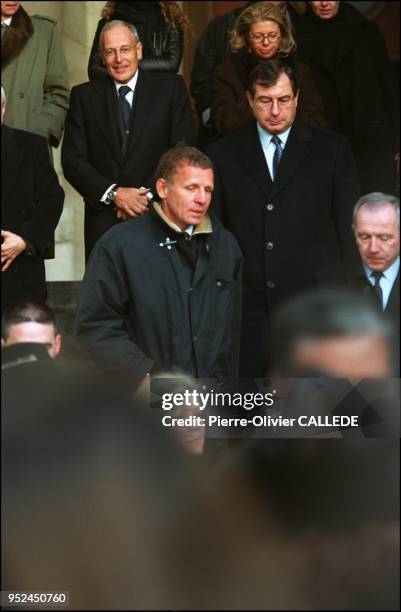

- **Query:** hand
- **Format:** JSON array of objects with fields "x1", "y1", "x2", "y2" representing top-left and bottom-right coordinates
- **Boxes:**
[
  {"x1": 115, "y1": 209, "x2": 130, "y2": 221},
  {"x1": 114, "y1": 187, "x2": 150, "y2": 218},
  {"x1": 1, "y1": 230, "x2": 27, "y2": 272}
]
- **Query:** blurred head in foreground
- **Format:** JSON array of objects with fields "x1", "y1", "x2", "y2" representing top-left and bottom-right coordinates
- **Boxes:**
[
  {"x1": 1, "y1": 372, "x2": 225, "y2": 609},
  {"x1": 270, "y1": 287, "x2": 393, "y2": 377}
]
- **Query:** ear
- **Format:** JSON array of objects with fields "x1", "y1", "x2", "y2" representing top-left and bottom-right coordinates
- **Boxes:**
[
  {"x1": 294, "y1": 89, "x2": 300, "y2": 108},
  {"x1": 54, "y1": 334, "x2": 62, "y2": 358},
  {"x1": 1, "y1": 338, "x2": 5, "y2": 347},
  {"x1": 136, "y1": 41, "x2": 143, "y2": 61},
  {"x1": 246, "y1": 90, "x2": 254, "y2": 109},
  {"x1": 156, "y1": 178, "x2": 168, "y2": 201}
]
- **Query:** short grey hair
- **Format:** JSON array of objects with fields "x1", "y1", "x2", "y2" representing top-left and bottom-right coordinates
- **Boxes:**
[
  {"x1": 353, "y1": 192, "x2": 400, "y2": 227},
  {"x1": 1, "y1": 85, "x2": 6, "y2": 107},
  {"x1": 99, "y1": 20, "x2": 140, "y2": 52}
]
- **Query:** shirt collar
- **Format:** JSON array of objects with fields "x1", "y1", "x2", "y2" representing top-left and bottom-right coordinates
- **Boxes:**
[
  {"x1": 153, "y1": 202, "x2": 213, "y2": 237},
  {"x1": 2, "y1": 17, "x2": 12, "y2": 26},
  {"x1": 257, "y1": 123, "x2": 292, "y2": 149},
  {"x1": 114, "y1": 70, "x2": 139, "y2": 93},
  {"x1": 364, "y1": 256, "x2": 400, "y2": 283}
]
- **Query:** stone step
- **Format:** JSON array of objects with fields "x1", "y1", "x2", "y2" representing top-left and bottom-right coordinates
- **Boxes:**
[
  {"x1": 46, "y1": 280, "x2": 81, "y2": 309},
  {"x1": 47, "y1": 281, "x2": 81, "y2": 336}
]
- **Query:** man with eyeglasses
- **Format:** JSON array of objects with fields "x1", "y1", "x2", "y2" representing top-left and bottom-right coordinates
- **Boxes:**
[
  {"x1": 190, "y1": 1, "x2": 303, "y2": 149},
  {"x1": 207, "y1": 59, "x2": 360, "y2": 377},
  {"x1": 62, "y1": 20, "x2": 195, "y2": 260}
]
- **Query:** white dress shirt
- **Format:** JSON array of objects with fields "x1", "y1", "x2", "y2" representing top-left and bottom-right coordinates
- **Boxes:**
[
  {"x1": 114, "y1": 70, "x2": 139, "y2": 108},
  {"x1": 257, "y1": 123, "x2": 291, "y2": 180}
]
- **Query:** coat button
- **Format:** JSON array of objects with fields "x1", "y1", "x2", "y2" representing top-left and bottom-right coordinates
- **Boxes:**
[
  {"x1": 193, "y1": 336, "x2": 197, "y2": 342},
  {"x1": 266, "y1": 241, "x2": 274, "y2": 250},
  {"x1": 216, "y1": 280, "x2": 223, "y2": 288},
  {"x1": 266, "y1": 280, "x2": 276, "y2": 289},
  {"x1": 266, "y1": 203, "x2": 274, "y2": 211}
]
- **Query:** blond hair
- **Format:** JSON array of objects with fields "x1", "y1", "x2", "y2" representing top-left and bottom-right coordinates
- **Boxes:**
[{"x1": 230, "y1": 2, "x2": 295, "y2": 56}]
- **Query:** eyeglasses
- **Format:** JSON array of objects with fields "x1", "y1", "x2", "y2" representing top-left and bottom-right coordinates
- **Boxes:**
[
  {"x1": 255, "y1": 96, "x2": 294, "y2": 111},
  {"x1": 103, "y1": 46, "x2": 136, "y2": 58},
  {"x1": 249, "y1": 32, "x2": 281, "y2": 43}
]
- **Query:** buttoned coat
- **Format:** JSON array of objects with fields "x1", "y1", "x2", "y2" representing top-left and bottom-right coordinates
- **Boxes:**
[
  {"x1": 2, "y1": 11, "x2": 69, "y2": 147},
  {"x1": 61, "y1": 69, "x2": 195, "y2": 258},
  {"x1": 207, "y1": 120, "x2": 360, "y2": 375},
  {"x1": 1, "y1": 125, "x2": 64, "y2": 310},
  {"x1": 75, "y1": 208, "x2": 242, "y2": 381}
]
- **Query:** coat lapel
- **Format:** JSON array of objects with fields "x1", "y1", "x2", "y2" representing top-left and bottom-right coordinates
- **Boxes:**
[
  {"x1": 91, "y1": 79, "x2": 124, "y2": 166},
  {"x1": 1, "y1": 125, "x2": 22, "y2": 201},
  {"x1": 236, "y1": 125, "x2": 272, "y2": 199},
  {"x1": 268, "y1": 120, "x2": 313, "y2": 200}
]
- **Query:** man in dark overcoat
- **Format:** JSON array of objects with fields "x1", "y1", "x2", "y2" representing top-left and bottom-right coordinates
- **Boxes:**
[
  {"x1": 75, "y1": 146, "x2": 242, "y2": 387},
  {"x1": 207, "y1": 60, "x2": 360, "y2": 376},
  {"x1": 62, "y1": 19, "x2": 195, "y2": 259},
  {"x1": 1, "y1": 87, "x2": 64, "y2": 311},
  {"x1": 353, "y1": 192, "x2": 400, "y2": 374}
]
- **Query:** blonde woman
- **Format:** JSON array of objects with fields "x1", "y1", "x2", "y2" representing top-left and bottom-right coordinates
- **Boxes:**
[{"x1": 211, "y1": 2, "x2": 325, "y2": 136}]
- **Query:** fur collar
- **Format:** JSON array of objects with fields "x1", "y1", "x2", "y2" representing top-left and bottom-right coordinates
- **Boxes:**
[{"x1": 1, "y1": 6, "x2": 33, "y2": 69}]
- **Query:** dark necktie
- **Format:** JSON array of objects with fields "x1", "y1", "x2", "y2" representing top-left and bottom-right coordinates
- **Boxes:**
[
  {"x1": 272, "y1": 135, "x2": 283, "y2": 181},
  {"x1": 1, "y1": 22, "x2": 7, "y2": 40},
  {"x1": 118, "y1": 85, "x2": 131, "y2": 133},
  {"x1": 372, "y1": 271, "x2": 383, "y2": 310}
]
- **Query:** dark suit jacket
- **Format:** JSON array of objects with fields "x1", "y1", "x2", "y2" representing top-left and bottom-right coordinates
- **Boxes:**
[
  {"x1": 1, "y1": 125, "x2": 64, "y2": 310},
  {"x1": 208, "y1": 120, "x2": 360, "y2": 376},
  {"x1": 207, "y1": 120, "x2": 361, "y2": 312},
  {"x1": 61, "y1": 69, "x2": 195, "y2": 257}
]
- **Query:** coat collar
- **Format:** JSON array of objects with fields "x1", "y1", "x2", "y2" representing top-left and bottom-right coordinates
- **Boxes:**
[
  {"x1": 90, "y1": 77, "x2": 123, "y2": 165},
  {"x1": 234, "y1": 124, "x2": 273, "y2": 199},
  {"x1": 1, "y1": 6, "x2": 33, "y2": 68},
  {"x1": 150, "y1": 202, "x2": 215, "y2": 289},
  {"x1": 153, "y1": 201, "x2": 213, "y2": 238}
]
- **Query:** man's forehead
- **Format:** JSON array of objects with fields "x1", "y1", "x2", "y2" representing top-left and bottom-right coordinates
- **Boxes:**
[
  {"x1": 357, "y1": 205, "x2": 399, "y2": 225},
  {"x1": 173, "y1": 163, "x2": 213, "y2": 179},
  {"x1": 102, "y1": 26, "x2": 136, "y2": 45},
  {"x1": 8, "y1": 321, "x2": 56, "y2": 338}
]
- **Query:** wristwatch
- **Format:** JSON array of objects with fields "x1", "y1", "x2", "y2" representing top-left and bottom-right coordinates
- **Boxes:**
[{"x1": 105, "y1": 186, "x2": 118, "y2": 206}]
